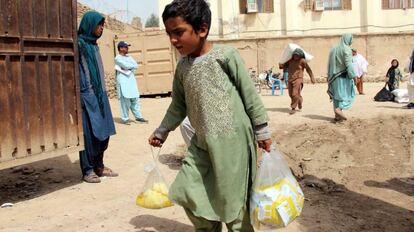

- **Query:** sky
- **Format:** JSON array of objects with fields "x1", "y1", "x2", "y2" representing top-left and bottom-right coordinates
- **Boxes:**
[{"x1": 78, "y1": 0, "x2": 159, "y2": 23}]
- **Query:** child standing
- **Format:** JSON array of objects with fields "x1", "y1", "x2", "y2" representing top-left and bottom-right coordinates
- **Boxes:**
[
  {"x1": 148, "y1": 0, "x2": 272, "y2": 231},
  {"x1": 386, "y1": 59, "x2": 403, "y2": 92},
  {"x1": 286, "y1": 48, "x2": 315, "y2": 114}
]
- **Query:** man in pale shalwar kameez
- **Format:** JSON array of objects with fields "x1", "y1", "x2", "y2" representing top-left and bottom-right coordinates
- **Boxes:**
[
  {"x1": 115, "y1": 41, "x2": 148, "y2": 124},
  {"x1": 327, "y1": 33, "x2": 358, "y2": 122}
]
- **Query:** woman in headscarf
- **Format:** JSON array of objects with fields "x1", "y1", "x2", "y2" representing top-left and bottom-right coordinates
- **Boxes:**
[
  {"x1": 386, "y1": 59, "x2": 403, "y2": 92},
  {"x1": 78, "y1": 11, "x2": 117, "y2": 183},
  {"x1": 327, "y1": 33, "x2": 357, "y2": 122},
  {"x1": 286, "y1": 48, "x2": 315, "y2": 114},
  {"x1": 405, "y1": 49, "x2": 414, "y2": 109}
]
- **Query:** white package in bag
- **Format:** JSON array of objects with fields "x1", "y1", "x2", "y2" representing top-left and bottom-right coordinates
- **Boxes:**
[
  {"x1": 279, "y1": 43, "x2": 314, "y2": 65},
  {"x1": 250, "y1": 146, "x2": 305, "y2": 230},
  {"x1": 391, "y1": 89, "x2": 409, "y2": 103}
]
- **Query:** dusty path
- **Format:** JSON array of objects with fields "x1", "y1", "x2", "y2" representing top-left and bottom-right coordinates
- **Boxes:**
[{"x1": 0, "y1": 83, "x2": 413, "y2": 232}]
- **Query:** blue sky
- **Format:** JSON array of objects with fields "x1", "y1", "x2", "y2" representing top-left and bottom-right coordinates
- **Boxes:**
[{"x1": 78, "y1": 0, "x2": 159, "y2": 23}]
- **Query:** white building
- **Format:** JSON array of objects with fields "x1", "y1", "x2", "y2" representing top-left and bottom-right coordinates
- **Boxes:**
[{"x1": 158, "y1": 0, "x2": 414, "y2": 38}]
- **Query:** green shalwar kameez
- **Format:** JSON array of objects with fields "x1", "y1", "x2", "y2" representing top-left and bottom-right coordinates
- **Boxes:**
[
  {"x1": 156, "y1": 45, "x2": 268, "y2": 230},
  {"x1": 327, "y1": 33, "x2": 357, "y2": 110}
]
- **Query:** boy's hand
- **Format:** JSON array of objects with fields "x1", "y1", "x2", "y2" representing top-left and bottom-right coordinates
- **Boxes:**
[
  {"x1": 258, "y1": 139, "x2": 272, "y2": 152},
  {"x1": 148, "y1": 133, "x2": 164, "y2": 147}
]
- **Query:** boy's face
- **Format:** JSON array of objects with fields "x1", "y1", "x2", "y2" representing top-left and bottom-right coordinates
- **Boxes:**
[
  {"x1": 392, "y1": 60, "x2": 398, "y2": 66},
  {"x1": 164, "y1": 16, "x2": 208, "y2": 56}
]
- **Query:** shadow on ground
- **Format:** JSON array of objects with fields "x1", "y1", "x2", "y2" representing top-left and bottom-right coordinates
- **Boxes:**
[
  {"x1": 298, "y1": 175, "x2": 414, "y2": 232},
  {"x1": 364, "y1": 177, "x2": 414, "y2": 196},
  {"x1": 266, "y1": 107, "x2": 291, "y2": 114},
  {"x1": 159, "y1": 154, "x2": 184, "y2": 170},
  {"x1": 302, "y1": 114, "x2": 334, "y2": 122},
  {"x1": 376, "y1": 105, "x2": 406, "y2": 109},
  {"x1": 130, "y1": 214, "x2": 192, "y2": 232},
  {"x1": 0, "y1": 155, "x2": 81, "y2": 204}
]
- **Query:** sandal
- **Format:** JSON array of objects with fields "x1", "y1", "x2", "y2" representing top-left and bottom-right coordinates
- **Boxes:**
[
  {"x1": 96, "y1": 167, "x2": 119, "y2": 177},
  {"x1": 334, "y1": 108, "x2": 347, "y2": 121},
  {"x1": 83, "y1": 172, "x2": 101, "y2": 183}
]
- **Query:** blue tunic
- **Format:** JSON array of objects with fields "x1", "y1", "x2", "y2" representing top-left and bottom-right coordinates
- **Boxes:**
[
  {"x1": 79, "y1": 46, "x2": 116, "y2": 141},
  {"x1": 115, "y1": 54, "x2": 140, "y2": 99}
]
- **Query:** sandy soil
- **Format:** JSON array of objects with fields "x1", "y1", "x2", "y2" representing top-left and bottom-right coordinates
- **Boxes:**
[{"x1": 0, "y1": 82, "x2": 413, "y2": 232}]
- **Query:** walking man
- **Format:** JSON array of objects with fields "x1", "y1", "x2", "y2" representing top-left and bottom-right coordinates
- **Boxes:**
[
  {"x1": 352, "y1": 49, "x2": 368, "y2": 95},
  {"x1": 115, "y1": 41, "x2": 148, "y2": 124}
]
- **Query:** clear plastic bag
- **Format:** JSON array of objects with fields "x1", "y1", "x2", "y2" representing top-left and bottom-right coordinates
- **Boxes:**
[
  {"x1": 250, "y1": 146, "x2": 304, "y2": 230},
  {"x1": 136, "y1": 147, "x2": 174, "y2": 209}
]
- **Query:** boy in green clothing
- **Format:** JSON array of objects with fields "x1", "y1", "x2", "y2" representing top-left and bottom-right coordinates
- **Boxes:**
[{"x1": 148, "y1": 0, "x2": 272, "y2": 231}]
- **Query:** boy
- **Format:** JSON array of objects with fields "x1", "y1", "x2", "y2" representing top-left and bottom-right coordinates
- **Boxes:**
[
  {"x1": 115, "y1": 41, "x2": 148, "y2": 125},
  {"x1": 148, "y1": 0, "x2": 272, "y2": 231},
  {"x1": 286, "y1": 48, "x2": 315, "y2": 114}
]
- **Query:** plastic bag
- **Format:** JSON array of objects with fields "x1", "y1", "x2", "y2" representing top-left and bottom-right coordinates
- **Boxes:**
[
  {"x1": 279, "y1": 43, "x2": 314, "y2": 65},
  {"x1": 136, "y1": 148, "x2": 174, "y2": 209},
  {"x1": 250, "y1": 146, "x2": 304, "y2": 230},
  {"x1": 391, "y1": 89, "x2": 409, "y2": 103},
  {"x1": 374, "y1": 84, "x2": 394, "y2": 102}
]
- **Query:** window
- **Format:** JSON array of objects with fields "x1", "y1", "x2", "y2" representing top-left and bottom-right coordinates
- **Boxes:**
[
  {"x1": 239, "y1": 0, "x2": 274, "y2": 13},
  {"x1": 304, "y1": 0, "x2": 352, "y2": 11},
  {"x1": 323, "y1": 0, "x2": 352, "y2": 10},
  {"x1": 382, "y1": 0, "x2": 414, "y2": 9}
]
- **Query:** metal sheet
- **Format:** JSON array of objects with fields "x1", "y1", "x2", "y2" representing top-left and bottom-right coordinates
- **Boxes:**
[{"x1": 0, "y1": 0, "x2": 82, "y2": 165}]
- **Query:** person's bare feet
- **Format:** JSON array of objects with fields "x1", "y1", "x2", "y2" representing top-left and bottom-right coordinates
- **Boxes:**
[{"x1": 334, "y1": 108, "x2": 347, "y2": 121}]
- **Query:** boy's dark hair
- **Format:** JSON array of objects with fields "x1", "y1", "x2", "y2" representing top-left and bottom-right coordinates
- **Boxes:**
[{"x1": 162, "y1": 0, "x2": 211, "y2": 34}]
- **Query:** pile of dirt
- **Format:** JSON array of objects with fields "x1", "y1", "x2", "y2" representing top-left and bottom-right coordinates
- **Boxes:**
[{"x1": 273, "y1": 115, "x2": 414, "y2": 231}]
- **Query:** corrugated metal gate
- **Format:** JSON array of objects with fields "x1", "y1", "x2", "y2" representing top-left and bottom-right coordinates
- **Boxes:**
[
  {"x1": 0, "y1": 0, "x2": 83, "y2": 167},
  {"x1": 115, "y1": 31, "x2": 176, "y2": 95}
]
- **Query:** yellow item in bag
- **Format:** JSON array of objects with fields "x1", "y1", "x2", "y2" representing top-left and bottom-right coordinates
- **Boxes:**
[
  {"x1": 251, "y1": 178, "x2": 304, "y2": 229},
  {"x1": 136, "y1": 148, "x2": 174, "y2": 209},
  {"x1": 250, "y1": 148, "x2": 305, "y2": 230},
  {"x1": 136, "y1": 182, "x2": 174, "y2": 209}
]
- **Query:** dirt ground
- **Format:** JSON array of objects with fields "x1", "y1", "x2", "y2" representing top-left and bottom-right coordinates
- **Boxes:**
[{"x1": 0, "y1": 82, "x2": 413, "y2": 232}]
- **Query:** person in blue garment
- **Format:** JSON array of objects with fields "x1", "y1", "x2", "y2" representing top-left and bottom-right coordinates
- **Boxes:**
[
  {"x1": 327, "y1": 33, "x2": 358, "y2": 122},
  {"x1": 78, "y1": 11, "x2": 117, "y2": 183},
  {"x1": 115, "y1": 41, "x2": 148, "y2": 125}
]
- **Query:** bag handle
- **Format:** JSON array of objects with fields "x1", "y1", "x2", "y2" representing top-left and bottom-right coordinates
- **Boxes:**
[
  {"x1": 143, "y1": 147, "x2": 162, "y2": 173},
  {"x1": 151, "y1": 146, "x2": 162, "y2": 163}
]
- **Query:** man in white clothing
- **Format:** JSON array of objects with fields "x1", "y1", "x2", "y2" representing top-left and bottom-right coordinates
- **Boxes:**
[
  {"x1": 405, "y1": 49, "x2": 414, "y2": 109},
  {"x1": 352, "y1": 49, "x2": 369, "y2": 95}
]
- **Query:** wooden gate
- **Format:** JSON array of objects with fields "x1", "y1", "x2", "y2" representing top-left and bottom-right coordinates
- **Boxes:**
[
  {"x1": 0, "y1": 0, "x2": 83, "y2": 167},
  {"x1": 115, "y1": 30, "x2": 176, "y2": 95}
]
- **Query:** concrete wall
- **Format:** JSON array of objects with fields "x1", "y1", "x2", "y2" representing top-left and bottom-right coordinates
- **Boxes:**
[
  {"x1": 158, "y1": 0, "x2": 414, "y2": 38},
  {"x1": 211, "y1": 32, "x2": 414, "y2": 82}
]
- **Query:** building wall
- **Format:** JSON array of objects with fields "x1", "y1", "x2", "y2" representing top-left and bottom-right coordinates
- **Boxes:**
[
  {"x1": 158, "y1": 0, "x2": 414, "y2": 38},
  {"x1": 211, "y1": 33, "x2": 414, "y2": 82}
]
